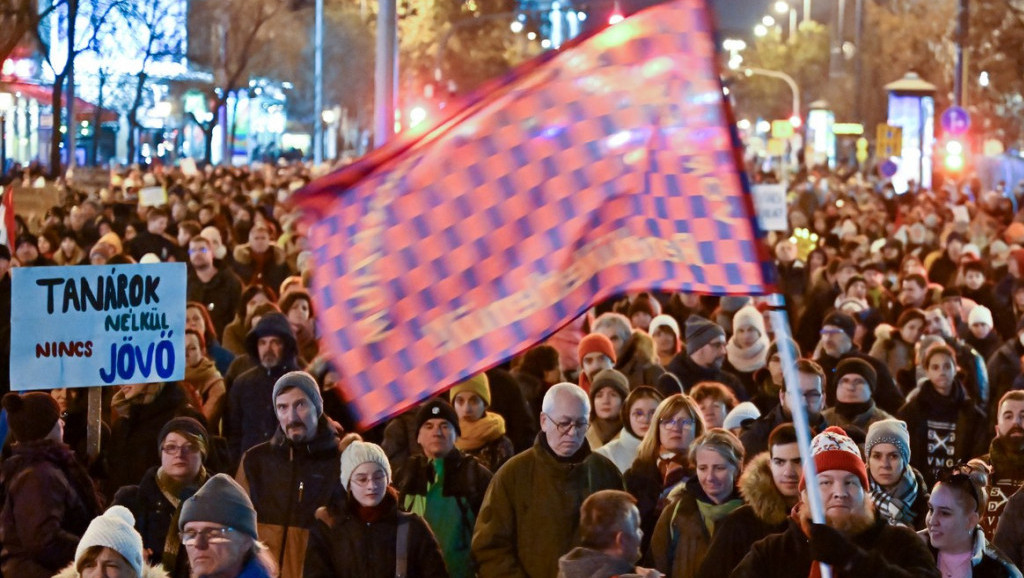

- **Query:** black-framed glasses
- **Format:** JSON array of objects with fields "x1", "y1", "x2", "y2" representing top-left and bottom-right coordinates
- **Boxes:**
[
  {"x1": 161, "y1": 443, "x2": 198, "y2": 456},
  {"x1": 181, "y1": 527, "x2": 235, "y2": 545},
  {"x1": 543, "y1": 413, "x2": 588, "y2": 435},
  {"x1": 659, "y1": 416, "x2": 695, "y2": 430}
]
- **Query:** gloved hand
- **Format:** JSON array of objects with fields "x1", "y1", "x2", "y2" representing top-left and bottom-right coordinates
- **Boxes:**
[{"x1": 808, "y1": 523, "x2": 861, "y2": 569}]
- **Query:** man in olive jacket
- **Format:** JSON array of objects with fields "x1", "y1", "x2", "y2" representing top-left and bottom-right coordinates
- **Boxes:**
[{"x1": 471, "y1": 383, "x2": 622, "y2": 578}]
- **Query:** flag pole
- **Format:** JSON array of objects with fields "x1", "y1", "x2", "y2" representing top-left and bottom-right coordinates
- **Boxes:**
[{"x1": 767, "y1": 292, "x2": 833, "y2": 578}]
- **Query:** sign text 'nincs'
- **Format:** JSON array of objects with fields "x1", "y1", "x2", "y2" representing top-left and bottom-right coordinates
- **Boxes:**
[{"x1": 11, "y1": 263, "x2": 187, "y2": 390}]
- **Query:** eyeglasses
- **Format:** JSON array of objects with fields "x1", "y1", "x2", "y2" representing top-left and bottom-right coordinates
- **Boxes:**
[
  {"x1": 543, "y1": 413, "x2": 588, "y2": 435},
  {"x1": 162, "y1": 443, "x2": 198, "y2": 456},
  {"x1": 630, "y1": 409, "x2": 656, "y2": 420},
  {"x1": 181, "y1": 527, "x2": 235, "y2": 545},
  {"x1": 785, "y1": 390, "x2": 823, "y2": 401},
  {"x1": 819, "y1": 328, "x2": 846, "y2": 336},
  {"x1": 188, "y1": 247, "x2": 210, "y2": 255},
  {"x1": 659, "y1": 416, "x2": 695, "y2": 430},
  {"x1": 351, "y1": 471, "x2": 388, "y2": 488}
]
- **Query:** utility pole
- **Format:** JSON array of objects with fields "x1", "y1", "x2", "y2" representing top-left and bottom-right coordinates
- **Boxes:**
[
  {"x1": 374, "y1": 0, "x2": 397, "y2": 148},
  {"x1": 953, "y1": 0, "x2": 968, "y2": 107},
  {"x1": 313, "y1": 0, "x2": 324, "y2": 164}
]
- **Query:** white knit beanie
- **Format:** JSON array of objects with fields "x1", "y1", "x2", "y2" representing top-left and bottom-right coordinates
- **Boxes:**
[
  {"x1": 340, "y1": 441, "x2": 392, "y2": 490},
  {"x1": 732, "y1": 305, "x2": 766, "y2": 337},
  {"x1": 968, "y1": 305, "x2": 993, "y2": 328},
  {"x1": 648, "y1": 314, "x2": 680, "y2": 340},
  {"x1": 75, "y1": 506, "x2": 144, "y2": 577}
]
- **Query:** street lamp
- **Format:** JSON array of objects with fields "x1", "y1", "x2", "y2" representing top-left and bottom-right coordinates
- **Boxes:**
[
  {"x1": 754, "y1": 24, "x2": 768, "y2": 37},
  {"x1": 0, "y1": 93, "x2": 13, "y2": 179},
  {"x1": 744, "y1": 67, "x2": 801, "y2": 121}
]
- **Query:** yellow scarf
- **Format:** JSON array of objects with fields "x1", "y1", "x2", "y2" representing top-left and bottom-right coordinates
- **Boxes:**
[{"x1": 456, "y1": 411, "x2": 507, "y2": 451}]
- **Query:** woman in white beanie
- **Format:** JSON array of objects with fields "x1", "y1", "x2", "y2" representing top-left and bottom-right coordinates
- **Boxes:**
[
  {"x1": 650, "y1": 314, "x2": 682, "y2": 366},
  {"x1": 723, "y1": 305, "x2": 769, "y2": 399},
  {"x1": 53, "y1": 506, "x2": 169, "y2": 578},
  {"x1": 303, "y1": 441, "x2": 449, "y2": 577}
]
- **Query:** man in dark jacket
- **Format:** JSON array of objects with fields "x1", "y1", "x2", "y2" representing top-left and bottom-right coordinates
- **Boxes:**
[
  {"x1": 731, "y1": 426, "x2": 939, "y2": 578},
  {"x1": 236, "y1": 371, "x2": 349, "y2": 578},
  {"x1": 698, "y1": 424, "x2": 801, "y2": 578},
  {"x1": 471, "y1": 383, "x2": 623, "y2": 578},
  {"x1": 187, "y1": 235, "x2": 243, "y2": 337},
  {"x1": 395, "y1": 399, "x2": 493, "y2": 578},
  {"x1": 557, "y1": 490, "x2": 661, "y2": 578},
  {"x1": 921, "y1": 305, "x2": 989, "y2": 412},
  {"x1": 666, "y1": 316, "x2": 745, "y2": 400},
  {"x1": 740, "y1": 359, "x2": 828, "y2": 460},
  {"x1": 814, "y1": 310, "x2": 905, "y2": 414},
  {"x1": 986, "y1": 317, "x2": 1024, "y2": 416},
  {"x1": 975, "y1": 390, "x2": 1024, "y2": 540},
  {"x1": 226, "y1": 312, "x2": 300, "y2": 462}
]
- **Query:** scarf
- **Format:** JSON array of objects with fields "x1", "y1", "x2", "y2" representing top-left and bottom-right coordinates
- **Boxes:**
[
  {"x1": 726, "y1": 335, "x2": 769, "y2": 373},
  {"x1": 696, "y1": 496, "x2": 744, "y2": 536},
  {"x1": 185, "y1": 357, "x2": 221, "y2": 395},
  {"x1": 456, "y1": 411, "x2": 507, "y2": 451},
  {"x1": 157, "y1": 467, "x2": 207, "y2": 574},
  {"x1": 657, "y1": 450, "x2": 688, "y2": 489},
  {"x1": 833, "y1": 400, "x2": 874, "y2": 421},
  {"x1": 869, "y1": 465, "x2": 919, "y2": 528}
]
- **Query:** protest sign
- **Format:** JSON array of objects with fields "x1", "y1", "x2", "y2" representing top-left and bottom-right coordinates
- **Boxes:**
[
  {"x1": 751, "y1": 183, "x2": 788, "y2": 232},
  {"x1": 10, "y1": 263, "x2": 186, "y2": 390}
]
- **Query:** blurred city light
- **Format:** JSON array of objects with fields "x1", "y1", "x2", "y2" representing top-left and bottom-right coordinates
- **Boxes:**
[{"x1": 754, "y1": 24, "x2": 768, "y2": 37}]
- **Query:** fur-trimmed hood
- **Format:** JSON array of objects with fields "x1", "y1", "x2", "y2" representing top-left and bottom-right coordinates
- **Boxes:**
[
  {"x1": 233, "y1": 242, "x2": 287, "y2": 266},
  {"x1": 738, "y1": 452, "x2": 792, "y2": 526},
  {"x1": 53, "y1": 561, "x2": 170, "y2": 578}
]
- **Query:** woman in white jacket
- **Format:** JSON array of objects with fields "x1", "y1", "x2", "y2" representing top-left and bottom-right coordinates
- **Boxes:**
[{"x1": 596, "y1": 386, "x2": 664, "y2": 474}]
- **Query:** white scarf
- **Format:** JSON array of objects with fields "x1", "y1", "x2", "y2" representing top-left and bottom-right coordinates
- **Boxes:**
[{"x1": 726, "y1": 335, "x2": 769, "y2": 372}]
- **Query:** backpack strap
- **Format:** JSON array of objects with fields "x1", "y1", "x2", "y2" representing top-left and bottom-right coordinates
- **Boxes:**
[{"x1": 395, "y1": 515, "x2": 410, "y2": 578}]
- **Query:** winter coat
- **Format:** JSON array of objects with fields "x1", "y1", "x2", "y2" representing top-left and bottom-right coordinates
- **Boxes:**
[
  {"x1": 919, "y1": 527, "x2": 1023, "y2": 578},
  {"x1": 665, "y1": 353, "x2": 746, "y2": 401},
  {"x1": 471, "y1": 434, "x2": 623, "y2": 578},
  {"x1": 731, "y1": 515, "x2": 939, "y2": 578},
  {"x1": 696, "y1": 452, "x2": 793, "y2": 578},
  {"x1": 226, "y1": 312, "x2": 299, "y2": 463},
  {"x1": 236, "y1": 419, "x2": 343, "y2": 578},
  {"x1": 557, "y1": 548, "x2": 647, "y2": 578},
  {"x1": 965, "y1": 330, "x2": 1002, "y2": 367},
  {"x1": 868, "y1": 325, "x2": 916, "y2": 378},
  {"x1": 815, "y1": 349, "x2": 905, "y2": 414},
  {"x1": 303, "y1": 490, "x2": 449, "y2": 578},
  {"x1": 616, "y1": 332, "x2": 666, "y2": 390},
  {"x1": 624, "y1": 456, "x2": 681, "y2": 555},
  {"x1": 186, "y1": 266, "x2": 243, "y2": 338},
  {"x1": 595, "y1": 429, "x2": 643, "y2": 474},
  {"x1": 106, "y1": 383, "x2": 204, "y2": 496},
  {"x1": 994, "y1": 488, "x2": 1024, "y2": 570},
  {"x1": 988, "y1": 338, "x2": 1023, "y2": 413},
  {"x1": 112, "y1": 467, "x2": 203, "y2": 578},
  {"x1": 822, "y1": 400, "x2": 894, "y2": 433},
  {"x1": 0, "y1": 440, "x2": 101, "y2": 578},
  {"x1": 738, "y1": 404, "x2": 828, "y2": 462},
  {"x1": 649, "y1": 479, "x2": 741, "y2": 578},
  {"x1": 975, "y1": 436, "x2": 1024, "y2": 541},
  {"x1": 53, "y1": 560, "x2": 170, "y2": 578},
  {"x1": 231, "y1": 243, "x2": 292, "y2": 295}
]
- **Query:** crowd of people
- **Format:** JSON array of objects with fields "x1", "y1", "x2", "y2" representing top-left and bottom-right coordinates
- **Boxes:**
[{"x1": 1, "y1": 163, "x2": 1024, "y2": 577}]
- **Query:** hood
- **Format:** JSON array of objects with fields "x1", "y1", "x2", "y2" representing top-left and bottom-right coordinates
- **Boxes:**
[
  {"x1": 54, "y1": 562, "x2": 171, "y2": 578},
  {"x1": 557, "y1": 547, "x2": 639, "y2": 578},
  {"x1": 739, "y1": 452, "x2": 792, "y2": 526},
  {"x1": 245, "y1": 312, "x2": 298, "y2": 362},
  {"x1": 617, "y1": 331, "x2": 656, "y2": 368},
  {"x1": 233, "y1": 242, "x2": 286, "y2": 266}
]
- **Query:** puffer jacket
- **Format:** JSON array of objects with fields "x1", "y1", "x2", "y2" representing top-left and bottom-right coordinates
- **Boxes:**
[
  {"x1": 226, "y1": 312, "x2": 299, "y2": 462},
  {"x1": 696, "y1": 452, "x2": 793, "y2": 578},
  {"x1": 236, "y1": 419, "x2": 348, "y2": 578},
  {"x1": 919, "y1": 527, "x2": 1023, "y2": 578},
  {"x1": 0, "y1": 440, "x2": 102, "y2": 578},
  {"x1": 303, "y1": 490, "x2": 449, "y2": 578}
]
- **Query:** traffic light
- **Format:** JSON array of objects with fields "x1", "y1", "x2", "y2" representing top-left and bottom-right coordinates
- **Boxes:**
[{"x1": 944, "y1": 138, "x2": 965, "y2": 172}]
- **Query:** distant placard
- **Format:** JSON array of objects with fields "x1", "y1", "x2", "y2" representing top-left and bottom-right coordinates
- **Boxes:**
[
  {"x1": 11, "y1": 263, "x2": 186, "y2": 390},
  {"x1": 751, "y1": 184, "x2": 788, "y2": 232},
  {"x1": 139, "y1": 186, "x2": 168, "y2": 207}
]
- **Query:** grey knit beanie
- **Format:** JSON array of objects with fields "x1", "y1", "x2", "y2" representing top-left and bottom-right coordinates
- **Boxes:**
[
  {"x1": 272, "y1": 371, "x2": 324, "y2": 418},
  {"x1": 865, "y1": 419, "x2": 911, "y2": 465},
  {"x1": 179, "y1": 474, "x2": 258, "y2": 540}
]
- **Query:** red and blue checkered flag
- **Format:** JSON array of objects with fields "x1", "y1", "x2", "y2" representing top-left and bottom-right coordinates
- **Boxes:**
[{"x1": 295, "y1": 0, "x2": 776, "y2": 428}]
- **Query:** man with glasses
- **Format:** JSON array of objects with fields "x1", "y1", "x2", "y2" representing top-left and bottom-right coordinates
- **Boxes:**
[
  {"x1": 739, "y1": 359, "x2": 829, "y2": 460},
  {"x1": 179, "y1": 473, "x2": 276, "y2": 578},
  {"x1": 186, "y1": 235, "x2": 242, "y2": 337},
  {"x1": 813, "y1": 310, "x2": 904, "y2": 414},
  {"x1": 472, "y1": 382, "x2": 622, "y2": 578}
]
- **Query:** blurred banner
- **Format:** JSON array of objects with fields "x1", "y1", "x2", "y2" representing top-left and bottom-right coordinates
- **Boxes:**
[{"x1": 296, "y1": 0, "x2": 775, "y2": 428}]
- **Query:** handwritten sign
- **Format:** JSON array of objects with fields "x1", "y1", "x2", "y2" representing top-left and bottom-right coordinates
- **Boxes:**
[
  {"x1": 751, "y1": 184, "x2": 788, "y2": 232},
  {"x1": 10, "y1": 263, "x2": 186, "y2": 390}
]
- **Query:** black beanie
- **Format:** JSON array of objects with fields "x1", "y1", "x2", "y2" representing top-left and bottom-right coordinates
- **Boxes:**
[
  {"x1": 822, "y1": 311, "x2": 856, "y2": 340},
  {"x1": 416, "y1": 398, "x2": 461, "y2": 437},
  {"x1": 835, "y1": 358, "x2": 877, "y2": 392},
  {"x1": 2, "y1": 392, "x2": 60, "y2": 443},
  {"x1": 158, "y1": 417, "x2": 210, "y2": 457}
]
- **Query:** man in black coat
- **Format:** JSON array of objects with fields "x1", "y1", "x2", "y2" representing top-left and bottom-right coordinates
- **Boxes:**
[
  {"x1": 740, "y1": 359, "x2": 828, "y2": 460},
  {"x1": 813, "y1": 311, "x2": 905, "y2": 414},
  {"x1": 666, "y1": 316, "x2": 745, "y2": 400}
]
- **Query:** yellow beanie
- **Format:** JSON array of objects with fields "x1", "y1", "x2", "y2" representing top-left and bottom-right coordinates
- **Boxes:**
[{"x1": 449, "y1": 373, "x2": 491, "y2": 407}]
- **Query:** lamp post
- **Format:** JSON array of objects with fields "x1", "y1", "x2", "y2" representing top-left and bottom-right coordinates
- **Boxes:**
[
  {"x1": 744, "y1": 67, "x2": 801, "y2": 121},
  {"x1": 0, "y1": 93, "x2": 13, "y2": 179},
  {"x1": 774, "y1": 1, "x2": 796, "y2": 38}
]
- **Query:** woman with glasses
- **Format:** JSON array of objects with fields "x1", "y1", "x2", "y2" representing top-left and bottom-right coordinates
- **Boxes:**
[
  {"x1": 649, "y1": 428, "x2": 745, "y2": 578},
  {"x1": 597, "y1": 386, "x2": 665, "y2": 474},
  {"x1": 304, "y1": 441, "x2": 448, "y2": 577},
  {"x1": 921, "y1": 463, "x2": 1022, "y2": 578},
  {"x1": 624, "y1": 394, "x2": 706, "y2": 552},
  {"x1": 113, "y1": 418, "x2": 211, "y2": 578}
]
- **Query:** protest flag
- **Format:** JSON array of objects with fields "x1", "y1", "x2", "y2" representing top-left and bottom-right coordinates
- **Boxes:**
[{"x1": 295, "y1": 0, "x2": 776, "y2": 428}]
